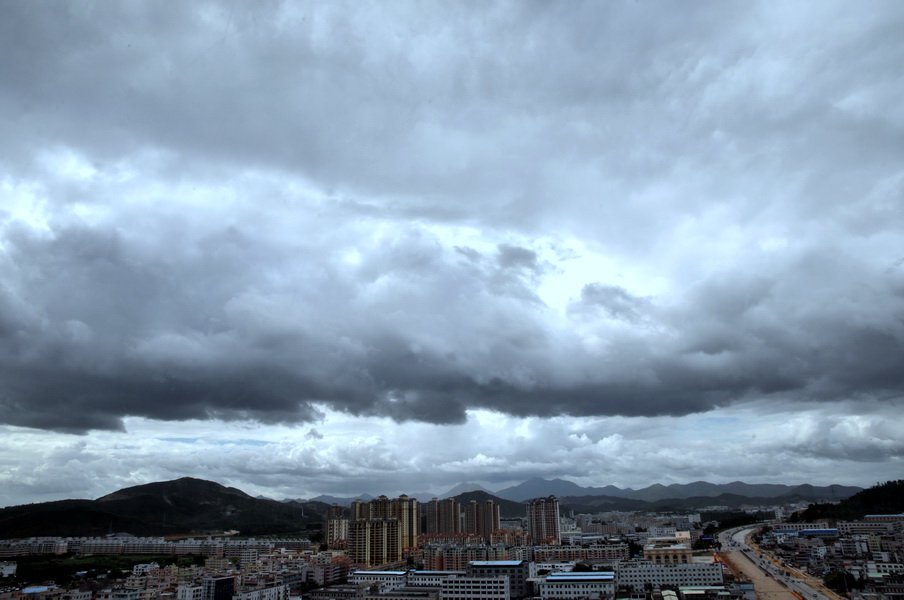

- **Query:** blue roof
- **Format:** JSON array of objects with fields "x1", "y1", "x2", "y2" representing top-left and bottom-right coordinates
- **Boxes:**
[
  {"x1": 470, "y1": 561, "x2": 523, "y2": 566},
  {"x1": 798, "y1": 529, "x2": 838, "y2": 534},
  {"x1": 547, "y1": 572, "x2": 615, "y2": 581}
]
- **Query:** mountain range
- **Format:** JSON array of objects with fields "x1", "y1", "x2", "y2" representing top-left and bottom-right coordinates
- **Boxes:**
[
  {"x1": 0, "y1": 477, "x2": 863, "y2": 538},
  {"x1": 283, "y1": 478, "x2": 861, "y2": 506},
  {"x1": 492, "y1": 477, "x2": 861, "y2": 503}
]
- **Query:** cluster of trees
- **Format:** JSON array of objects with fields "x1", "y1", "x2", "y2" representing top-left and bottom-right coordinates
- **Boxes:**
[
  {"x1": 793, "y1": 480, "x2": 904, "y2": 522},
  {"x1": 824, "y1": 570, "x2": 864, "y2": 594},
  {"x1": 13, "y1": 553, "x2": 207, "y2": 586}
]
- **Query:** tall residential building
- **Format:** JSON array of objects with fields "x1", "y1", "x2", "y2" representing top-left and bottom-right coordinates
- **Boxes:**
[
  {"x1": 324, "y1": 504, "x2": 347, "y2": 545},
  {"x1": 347, "y1": 494, "x2": 419, "y2": 566},
  {"x1": 394, "y1": 495, "x2": 420, "y2": 549},
  {"x1": 351, "y1": 499, "x2": 368, "y2": 521},
  {"x1": 324, "y1": 504, "x2": 344, "y2": 520},
  {"x1": 348, "y1": 519, "x2": 401, "y2": 567},
  {"x1": 325, "y1": 518, "x2": 349, "y2": 544},
  {"x1": 426, "y1": 498, "x2": 461, "y2": 534},
  {"x1": 363, "y1": 494, "x2": 419, "y2": 549},
  {"x1": 526, "y1": 496, "x2": 561, "y2": 545},
  {"x1": 463, "y1": 500, "x2": 501, "y2": 543},
  {"x1": 369, "y1": 495, "x2": 393, "y2": 520}
]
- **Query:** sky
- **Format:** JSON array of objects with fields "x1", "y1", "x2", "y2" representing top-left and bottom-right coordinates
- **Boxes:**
[{"x1": 1, "y1": 1, "x2": 903, "y2": 508}]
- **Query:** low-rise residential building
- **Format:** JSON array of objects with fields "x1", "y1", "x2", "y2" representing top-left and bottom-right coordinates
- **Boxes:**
[
  {"x1": 364, "y1": 589, "x2": 439, "y2": 600},
  {"x1": 534, "y1": 545, "x2": 629, "y2": 563},
  {"x1": 616, "y1": 560, "x2": 724, "y2": 589},
  {"x1": 643, "y1": 534, "x2": 698, "y2": 566},
  {"x1": 176, "y1": 585, "x2": 204, "y2": 600},
  {"x1": 466, "y1": 561, "x2": 531, "y2": 600},
  {"x1": 348, "y1": 571, "x2": 409, "y2": 593},
  {"x1": 309, "y1": 585, "x2": 370, "y2": 600},
  {"x1": 423, "y1": 546, "x2": 510, "y2": 571},
  {"x1": 537, "y1": 571, "x2": 616, "y2": 599},
  {"x1": 407, "y1": 572, "x2": 466, "y2": 587},
  {"x1": 440, "y1": 575, "x2": 509, "y2": 600},
  {"x1": 232, "y1": 584, "x2": 288, "y2": 600}
]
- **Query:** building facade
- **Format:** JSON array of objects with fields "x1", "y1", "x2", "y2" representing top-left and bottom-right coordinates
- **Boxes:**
[
  {"x1": 349, "y1": 495, "x2": 421, "y2": 567},
  {"x1": 440, "y1": 575, "x2": 510, "y2": 600},
  {"x1": 538, "y1": 572, "x2": 616, "y2": 600},
  {"x1": 616, "y1": 561, "x2": 724, "y2": 589},
  {"x1": 427, "y1": 499, "x2": 462, "y2": 535},
  {"x1": 349, "y1": 520, "x2": 401, "y2": 567},
  {"x1": 526, "y1": 497, "x2": 561, "y2": 545},
  {"x1": 464, "y1": 501, "x2": 501, "y2": 543}
]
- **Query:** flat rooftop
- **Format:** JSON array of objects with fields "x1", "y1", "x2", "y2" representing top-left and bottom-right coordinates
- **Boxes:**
[{"x1": 545, "y1": 572, "x2": 615, "y2": 581}]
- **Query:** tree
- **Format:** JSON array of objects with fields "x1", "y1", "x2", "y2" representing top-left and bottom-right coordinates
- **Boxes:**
[
  {"x1": 308, "y1": 531, "x2": 325, "y2": 545},
  {"x1": 824, "y1": 571, "x2": 860, "y2": 595}
]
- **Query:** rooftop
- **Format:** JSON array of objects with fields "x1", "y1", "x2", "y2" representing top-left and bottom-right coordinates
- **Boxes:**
[{"x1": 545, "y1": 573, "x2": 615, "y2": 581}]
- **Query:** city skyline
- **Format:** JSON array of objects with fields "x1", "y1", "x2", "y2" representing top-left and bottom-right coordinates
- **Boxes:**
[{"x1": 1, "y1": 2, "x2": 903, "y2": 508}]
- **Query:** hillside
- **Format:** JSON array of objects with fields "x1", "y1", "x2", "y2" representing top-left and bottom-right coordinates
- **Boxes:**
[
  {"x1": 0, "y1": 478, "x2": 328, "y2": 539},
  {"x1": 795, "y1": 479, "x2": 904, "y2": 522},
  {"x1": 453, "y1": 490, "x2": 526, "y2": 519},
  {"x1": 0, "y1": 499, "x2": 171, "y2": 538}
]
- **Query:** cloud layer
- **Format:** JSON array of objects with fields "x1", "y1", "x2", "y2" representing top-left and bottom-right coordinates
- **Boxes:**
[
  {"x1": 2, "y1": 403, "x2": 901, "y2": 508},
  {"x1": 2, "y1": 173, "x2": 902, "y2": 432},
  {"x1": 1, "y1": 1, "x2": 903, "y2": 502}
]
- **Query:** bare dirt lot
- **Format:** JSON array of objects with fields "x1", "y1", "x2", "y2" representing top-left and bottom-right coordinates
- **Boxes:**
[{"x1": 720, "y1": 548, "x2": 799, "y2": 600}]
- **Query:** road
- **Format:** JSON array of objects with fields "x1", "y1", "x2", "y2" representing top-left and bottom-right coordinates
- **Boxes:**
[{"x1": 716, "y1": 526, "x2": 842, "y2": 600}]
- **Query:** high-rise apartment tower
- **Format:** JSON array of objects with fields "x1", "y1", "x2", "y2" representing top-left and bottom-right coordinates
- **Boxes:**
[
  {"x1": 426, "y1": 498, "x2": 461, "y2": 534},
  {"x1": 526, "y1": 495, "x2": 560, "y2": 545},
  {"x1": 463, "y1": 499, "x2": 501, "y2": 543},
  {"x1": 348, "y1": 494, "x2": 420, "y2": 566}
]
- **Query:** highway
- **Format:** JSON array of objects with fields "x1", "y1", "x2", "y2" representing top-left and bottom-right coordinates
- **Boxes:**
[{"x1": 716, "y1": 526, "x2": 842, "y2": 600}]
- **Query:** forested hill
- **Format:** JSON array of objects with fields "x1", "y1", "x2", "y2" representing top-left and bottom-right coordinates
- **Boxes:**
[
  {"x1": 794, "y1": 480, "x2": 904, "y2": 522},
  {"x1": 0, "y1": 477, "x2": 327, "y2": 538}
]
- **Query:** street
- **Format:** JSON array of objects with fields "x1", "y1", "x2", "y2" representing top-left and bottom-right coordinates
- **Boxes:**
[{"x1": 716, "y1": 526, "x2": 840, "y2": 600}]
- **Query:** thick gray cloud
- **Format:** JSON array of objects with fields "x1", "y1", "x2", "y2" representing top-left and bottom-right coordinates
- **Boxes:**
[
  {"x1": 2, "y1": 209, "x2": 903, "y2": 432},
  {"x1": 1, "y1": 0, "x2": 903, "y2": 442}
]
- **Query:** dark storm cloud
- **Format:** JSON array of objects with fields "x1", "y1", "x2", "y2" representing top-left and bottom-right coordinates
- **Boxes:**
[
  {"x1": 1, "y1": 1, "x2": 903, "y2": 433},
  {"x1": 2, "y1": 212, "x2": 903, "y2": 433},
  {"x1": 0, "y1": 1, "x2": 845, "y2": 210}
]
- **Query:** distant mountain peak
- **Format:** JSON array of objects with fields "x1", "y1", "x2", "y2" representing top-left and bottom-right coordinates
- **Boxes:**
[
  {"x1": 441, "y1": 482, "x2": 494, "y2": 498},
  {"x1": 96, "y1": 477, "x2": 252, "y2": 503},
  {"x1": 496, "y1": 477, "x2": 592, "y2": 501}
]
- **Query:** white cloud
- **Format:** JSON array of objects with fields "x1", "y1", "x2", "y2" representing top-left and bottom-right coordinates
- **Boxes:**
[
  {"x1": 1, "y1": 0, "x2": 903, "y2": 505},
  {"x1": 2, "y1": 402, "x2": 900, "y2": 507}
]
